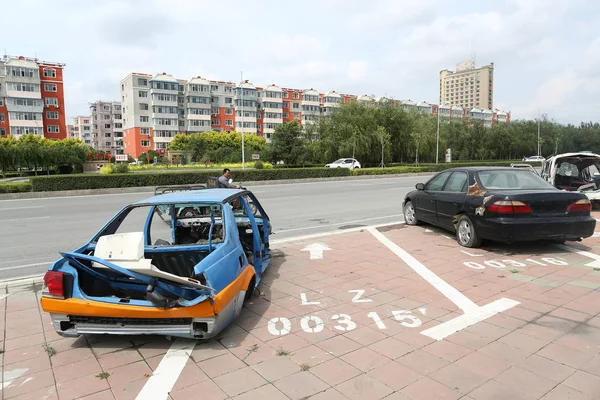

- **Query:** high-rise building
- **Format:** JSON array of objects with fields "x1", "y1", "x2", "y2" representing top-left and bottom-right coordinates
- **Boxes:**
[
  {"x1": 0, "y1": 55, "x2": 67, "y2": 140},
  {"x1": 89, "y1": 101, "x2": 123, "y2": 154},
  {"x1": 439, "y1": 61, "x2": 494, "y2": 110},
  {"x1": 70, "y1": 116, "x2": 92, "y2": 145}
]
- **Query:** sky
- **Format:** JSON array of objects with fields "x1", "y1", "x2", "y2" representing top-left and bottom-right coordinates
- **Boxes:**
[{"x1": 2, "y1": 0, "x2": 600, "y2": 125}]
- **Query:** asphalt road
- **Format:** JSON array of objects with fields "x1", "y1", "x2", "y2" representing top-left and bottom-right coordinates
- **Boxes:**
[{"x1": 0, "y1": 175, "x2": 431, "y2": 280}]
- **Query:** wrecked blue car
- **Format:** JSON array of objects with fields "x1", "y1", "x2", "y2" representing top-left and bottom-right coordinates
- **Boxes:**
[{"x1": 40, "y1": 186, "x2": 272, "y2": 339}]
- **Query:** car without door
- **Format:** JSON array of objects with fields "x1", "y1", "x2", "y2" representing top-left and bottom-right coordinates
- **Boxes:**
[
  {"x1": 40, "y1": 186, "x2": 272, "y2": 340},
  {"x1": 540, "y1": 152, "x2": 600, "y2": 207},
  {"x1": 402, "y1": 167, "x2": 596, "y2": 248}
]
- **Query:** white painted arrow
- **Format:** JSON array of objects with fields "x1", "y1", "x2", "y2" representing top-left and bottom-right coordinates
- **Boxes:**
[
  {"x1": 2, "y1": 368, "x2": 29, "y2": 389},
  {"x1": 301, "y1": 243, "x2": 331, "y2": 260}
]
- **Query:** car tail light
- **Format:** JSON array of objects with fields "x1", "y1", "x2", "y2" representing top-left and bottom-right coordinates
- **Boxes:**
[
  {"x1": 488, "y1": 200, "x2": 532, "y2": 214},
  {"x1": 567, "y1": 198, "x2": 592, "y2": 213},
  {"x1": 42, "y1": 271, "x2": 65, "y2": 299}
]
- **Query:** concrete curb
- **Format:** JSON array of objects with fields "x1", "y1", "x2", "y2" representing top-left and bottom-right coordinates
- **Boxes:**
[{"x1": 0, "y1": 173, "x2": 433, "y2": 200}]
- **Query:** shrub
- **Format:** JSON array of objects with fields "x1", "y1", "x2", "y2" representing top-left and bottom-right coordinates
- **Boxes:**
[
  {"x1": 115, "y1": 163, "x2": 130, "y2": 173},
  {"x1": 99, "y1": 163, "x2": 130, "y2": 175},
  {"x1": 99, "y1": 165, "x2": 114, "y2": 174},
  {"x1": 30, "y1": 168, "x2": 350, "y2": 192},
  {"x1": 0, "y1": 182, "x2": 32, "y2": 193},
  {"x1": 254, "y1": 160, "x2": 264, "y2": 169}
]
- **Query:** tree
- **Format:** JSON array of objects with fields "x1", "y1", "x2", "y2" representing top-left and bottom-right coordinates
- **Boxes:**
[{"x1": 268, "y1": 121, "x2": 307, "y2": 165}]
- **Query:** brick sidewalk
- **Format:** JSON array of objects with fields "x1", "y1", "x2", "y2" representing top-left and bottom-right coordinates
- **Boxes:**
[{"x1": 1, "y1": 226, "x2": 600, "y2": 399}]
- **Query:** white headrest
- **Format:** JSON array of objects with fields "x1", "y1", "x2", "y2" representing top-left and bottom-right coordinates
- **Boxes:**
[{"x1": 95, "y1": 232, "x2": 145, "y2": 261}]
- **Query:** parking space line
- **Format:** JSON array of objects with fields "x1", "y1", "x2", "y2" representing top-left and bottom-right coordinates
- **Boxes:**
[
  {"x1": 420, "y1": 298, "x2": 521, "y2": 341},
  {"x1": 368, "y1": 227, "x2": 520, "y2": 340},
  {"x1": 557, "y1": 244, "x2": 600, "y2": 268},
  {"x1": 368, "y1": 227, "x2": 479, "y2": 313},
  {"x1": 135, "y1": 339, "x2": 196, "y2": 400}
]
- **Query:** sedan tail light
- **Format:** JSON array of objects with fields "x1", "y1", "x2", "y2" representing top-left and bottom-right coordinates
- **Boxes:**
[
  {"x1": 488, "y1": 200, "x2": 532, "y2": 214},
  {"x1": 42, "y1": 271, "x2": 65, "y2": 299},
  {"x1": 567, "y1": 198, "x2": 592, "y2": 213}
]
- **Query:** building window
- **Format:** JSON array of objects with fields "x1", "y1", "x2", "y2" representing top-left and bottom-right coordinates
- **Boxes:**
[
  {"x1": 293, "y1": 93, "x2": 299, "y2": 99},
  {"x1": 225, "y1": 97, "x2": 232, "y2": 104},
  {"x1": 140, "y1": 116, "x2": 149, "y2": 122},
  {"x1": 46, "y1": 111, "x2": 58, "y2": 119},
  {"x1": 141, "y1": 140, "x2": 150, "y2": 147},
  {"x1": 212, "y1": 119, "x2": 219, "y2": 125},
  {"x1": 211, "y1": 108, "x2": 219, "y2": 115},
  {"x1": 225, "y1": 119, "x2": 233, "y2": 126},
  {"x1": 47, "y1": 126, "x2": 59, "y2": 133},
  {"x1": 141, "y1": 128, "x2": 150, "y2": 135},
  {"x1": 0, "y1": 114, "x2": 4, "y2": 122},
  {"x1": 139, "y1": 91, "x2": 148, "y2": 98},
  {"x1": 0, "y1": 128, "x2": 5, "y2": 136},
  {"x1": 139, "y1": 103, "x2": 148, "y2": 110},
  {"x1": 225, "y1": 108, "x2": 233, "y2": 115},
  {"x1": 105, "y1": 124, "x2": 111, "y2": 129},
  {"x1": 45, "y1": 97, "x2": 58, "y2": 107},
  {"x1": 43, "y1": 69, "x2": 56, "y2": 78},
  {"x1": 138, "y1": 78, "x2": 148, "y2": 86},
  {"x1": 44, "y1": 83, "x2": 57, "y2": 92}
]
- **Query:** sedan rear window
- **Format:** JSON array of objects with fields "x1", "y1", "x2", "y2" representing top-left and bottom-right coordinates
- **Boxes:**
[{"x1": 476, "y1": 170, "x2": 553, "y2": 190}]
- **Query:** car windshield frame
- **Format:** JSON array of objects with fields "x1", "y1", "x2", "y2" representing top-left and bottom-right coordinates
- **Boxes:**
[
  {"x1": 91, "y1": 201, "x2": 227, "y2": 247},
  {"x1": 475, "y1": 169, "x2": 555, "y2": 190}
]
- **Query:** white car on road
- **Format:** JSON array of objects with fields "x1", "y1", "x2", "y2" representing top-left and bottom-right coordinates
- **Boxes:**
[
  {"x1": 524, "y1": 156, "x2": 545, "y2": 162},
  {"x1": 325, "y1": 158, "x2": 361, "y2": 169}
]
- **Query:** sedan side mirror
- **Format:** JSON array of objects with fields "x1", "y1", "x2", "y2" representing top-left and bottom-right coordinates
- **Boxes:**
[{"x1": 416, "y1": 183, "x2": 425, "y2": 190}]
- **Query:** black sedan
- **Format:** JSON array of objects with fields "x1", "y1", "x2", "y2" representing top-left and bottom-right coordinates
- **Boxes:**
[{"x1": 402, "y1": 167, "x2": 596, "y2": 248}]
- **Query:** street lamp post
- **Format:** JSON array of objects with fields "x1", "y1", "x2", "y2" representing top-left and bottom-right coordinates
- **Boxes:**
[
  {"x1": 537, "y1": 108, "x2": 541, "y2": 158},
  {"x1": 435, "y1": 106, "x2": 440, "y2": 164},
  {"x1": 241, "y1": 71, "x2": 245, "y2": 170}
]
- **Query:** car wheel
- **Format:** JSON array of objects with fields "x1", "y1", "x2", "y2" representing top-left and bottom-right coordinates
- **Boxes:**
[
  {"x1": 403, "y1": 201, "x2": 420, "y2": 225},
  {"x1": 456, "y1": 215, "x2": 482, "y2": 248}
]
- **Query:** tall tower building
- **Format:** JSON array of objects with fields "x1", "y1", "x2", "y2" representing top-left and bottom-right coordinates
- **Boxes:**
[{"x1": 439, "y1": 61, "x2": 494, "y2": 110}]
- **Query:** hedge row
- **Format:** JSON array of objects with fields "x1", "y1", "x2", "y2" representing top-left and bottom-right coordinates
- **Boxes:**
[
  {"x1": 29, "y1": 168, "x2": 350, "y2": 192},
  {"x1": 0, "y1": 182, "x2": 33, "y2": 193},
  {"x1": 352, "y1": 161, "x2": 536, "y2": 176}
]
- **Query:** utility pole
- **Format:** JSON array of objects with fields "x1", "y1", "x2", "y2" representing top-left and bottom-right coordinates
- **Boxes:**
[
  {"x1": 241, "y1": 71, "x2": 245, "y2": 170},
  {"x1": 435, "y1": 106, "x2": 440, "y2": 164}
]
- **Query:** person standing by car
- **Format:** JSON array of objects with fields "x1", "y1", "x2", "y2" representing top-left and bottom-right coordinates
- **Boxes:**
[{"x1": 217, "y1": 168, "x2": 242, "y2": 189}]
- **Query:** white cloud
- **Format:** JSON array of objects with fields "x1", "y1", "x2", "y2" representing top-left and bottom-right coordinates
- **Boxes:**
[{"x1": 1, "y1": 0, "x2": 598, "y2": 124}]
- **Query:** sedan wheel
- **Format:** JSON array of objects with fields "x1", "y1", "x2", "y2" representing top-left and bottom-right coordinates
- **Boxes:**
[
  {"x1": 404, "y1": 201, "x2": 420, "y2": 225},
  {"x1": 456, "y1": 215, "x2": 482, "y2": 248}
]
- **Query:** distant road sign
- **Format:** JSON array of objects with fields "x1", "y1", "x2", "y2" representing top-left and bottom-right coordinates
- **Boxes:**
[
  {"x1": 115, "y1": 155, "x2": 128, "y2": 161},
  {"x1": 252, "y1": 154, "x2": 260, "y2": 160}
]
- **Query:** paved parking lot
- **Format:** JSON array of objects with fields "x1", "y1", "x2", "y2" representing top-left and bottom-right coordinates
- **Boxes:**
[{"x1": 2, "y1": 214, "x2": 600, "y2": 399}]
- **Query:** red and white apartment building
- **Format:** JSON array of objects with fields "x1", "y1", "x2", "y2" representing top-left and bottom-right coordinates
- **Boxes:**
[
  {"x1": 0, "y1": 55, "x2": 67, "y2": 140},
  {"x1": 117, "y1": 72, "x2": 511, "y2": 159}
]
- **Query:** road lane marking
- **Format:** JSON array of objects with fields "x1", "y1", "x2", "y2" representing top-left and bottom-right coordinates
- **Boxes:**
[
  {"x1": 420, "y1": 298, "x2": 521, "y2": 341},
  {"x1": 0, "y1": 262, "x2": 54, "y2": 271},
  {"x1": 274, "y1": 214, "x2": 404, "y2": 235},
  {"x1": 0, "y1": 206, "x2": 44, "y2": 211},
  {"x1": 135, "y1": 339, "x2": 196, "y2": 400},
  {"x1": 368, "y1": 227, "x2": 479, "y2": 313},
  {"x1": 272, "y1": 221, "x2": 405, "y2": 244},
  {"x1": 0, "y1": 216, "x2": 50, "y2": 222},
  {"x1": 368, "y1": 226, "x2": 520, "y2": 340}
]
